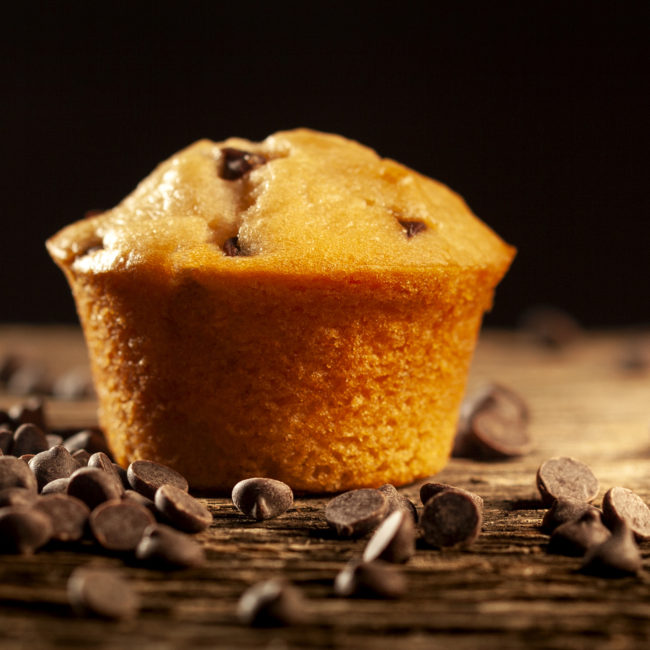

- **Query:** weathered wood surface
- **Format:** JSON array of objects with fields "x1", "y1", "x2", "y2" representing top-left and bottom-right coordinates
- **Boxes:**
[{"x1": 1, "y1": 325, "x2": 650, "y2": 649}]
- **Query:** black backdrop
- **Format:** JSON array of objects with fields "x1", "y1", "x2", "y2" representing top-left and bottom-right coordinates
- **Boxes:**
[{"x1": 3, "y1": 2, "x2": 649, "y2": 327}]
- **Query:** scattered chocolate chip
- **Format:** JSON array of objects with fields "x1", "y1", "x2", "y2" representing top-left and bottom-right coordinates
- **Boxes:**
[
  {"x1": 63, "y1": 429, "x2": 112, "y2": 457},
  {"x1": 6, "y1": 362, "x2": 50, "y2": 396},
  {"x1": 154, "y1": 484, "x2": 212, "y2": 533},
  {"x1": 29, "y1": 445, "x2": 79, "y2": 491},
  {"x1": 113, "y1": 463, "x2": 130, "y2": 489},
  {"x1": 89, "y1": 499, "x2": 156, "y2": 551},
  {"x1": 237, "y1": 578, "x2": 306, "y2": 627},
  {"x1": 231, "y1": 477, "x2": 293, "y2": 521},
  {"x1": 0, "y1": 428, "x2": 13, "y2": 454},
  {"x1": 362, "y1": 510, "x2": 416, "y2": 564},
  {"x1": 519, "y1": 305, "x2": 582, "y2": 348},
  {"x1": 12, "y1": 423, "x2": 50, "y2": 457},
  {"x1": 0, "y1": 506, "x2": 53, "y2": 554},
  {"x1": 325, "y1": 489, "x2": 388, "y2": 538},
  {"x1": 547, "y1": 509, "x2": 611, "y2": 556},
  {"x1": 601, "y1": 486, "x2": 650, "y2": 541},
  {"x1": 377, "y1": 484, "x2": 418, "y2": 522},
  {"x1": 334, "y1": 560, "x2": 407, "y2": 599},
  {"x1": 398, "y1": 219, "x2": 427, "y2": 238},
  {"x1": 419, "y1": 483, "x2": 484, "y2": 509},
  {"x1": 41, "y1": 477, "x2": 71, "y2": 495},
  {"x1": 127, "y1": 460, "x2": 189, "y2": 500},
  {"x1": 536, "y1": 457, "x2": 599, "y2": 507},
  {"x1": 0, "y1": 486, "x2": 38, "y2": 508},
  {"x1": 19, "y1": 454, "x2": 35, "y2": 463},
  {"x1": 541, "y1": 497, "x2": 601, "y2": 534},
  {"x1": 71, "y1": 449, "x2": 91, "y2": 466},
  {"x1": 223, "y1": 236, "x2": 245, "y2": 257},
  {"x1": 34, "y1": 494, "x2": 90, "y2": 542},
  {"x1": 8, "y1": 397, "x2": 48, "y2": 430},
  {"x1": 46, "y1": 433, "x2": 64, "y2": 448},
  {"x1": 581, "y1": 521, "x2": 643, "y2": 578},
  {"x1": 67, "y1": 567, "x2": 139, "y2": 620},
  {"x1": 0, "y1": 456, "x2": 38, "y2": 492},
  {"x1": 0, "y1": 411, "x2": 11, "y2": 427},
  {"x1": 122, "y1": 489, "x2": 157, "y2": 516},
  {"x1": 88, "y1": 452, "x2": 124, "y2": 493},
  {"x1": 135, "y1": 523, "x2": 206, "y2": 569},
  {"x1": 67, "y1": 467, "x2": 123, "y2": 510},
  {"x1": 220, "y1": 147, "x2": 267, "y2": 181},
  {"x1": 420, "y1": 488, "x2": 483, "y2": 548}
]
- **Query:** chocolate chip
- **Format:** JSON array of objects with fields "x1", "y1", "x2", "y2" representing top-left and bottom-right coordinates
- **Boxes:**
[
  {"x1": 29, "y1": 445, "x2": 79, "y2": 491},
  {"x1": 12, "y1": 423, "x2": 50, "y2": 456},
  {"x1": 34, "y1": 494, "x2": 90, "y2": 542},
  {"x1": 536, "y1": 457, "x2": 599, "y2": 507},
  {"x1": 519, "y1": 305, "x2": 582, "y2": 349},
  {"x1": 122, "y1": 489, "x2": 157, "y2": 516},
  {"x1": 113, "y1": 463, "x2": 130, "y2": 490},
  {"x1": 231, "y1": 477, "x2": 293, "y2": 521},
  {"x1": 87, "y1": 452, "x2": 124, "y2": 493},
  {"x1": 67, "y1": 567, "x2": 139, "y2": 620},
  {"x1": 398, "y1": 219, "x2": 427, "y2": 238},
  {"x1": 89, "y1": 499, "x2": 156, "y2": 551},
  {"x1": 63, "y1": 429, "x2": 112, "y2": 457},
  {"x1": 601, "y1": 486, "x2": 650, "y2": 541},
  {"x1": 237, "y1": 578, "x2": 306, "y2": 627},
  {"x1": 51, "y1": 367, "x2": 94, "y2": 400},
  {"x1": 420, "y1": 488, "x2": 483, "y2": 548},
  {"x1": 135, "y1": 523, "x2": 206, "y2": 569},
  {"x1": 419, "y1": 483, "x2": 484, "y2": 509},
  {"x1": 581, "y1": 521, "x2": 643, "y2": 578},
  {"x1": 547, "y1": 509, "x2": 611, "y2": 556},
  {"x1": 223, "y1": 236, "x2": 245, "y2": 257},
  {"x1": 8, "y1": 397, "x2": 48, "y2": 430},
  {"x1": 19, "y1": 454, "x2": 35, "y2": 463},
  {"x1": 0, "y1": 506, "x2": 53, "y2": 554},
  {"x1": 6, "y1": 362, "x2": 50, "y2": 396},
  {"x1": 362, "y1": 510, "x2": 416, "y2": 564},
  {"x1": 334, "y1": 560, "x2": 407, "y2": 599},
  {"x1": 71, "y1": 449, "x2": 91, "y2": 466},
  {"x1": 67, "y1": 467, "x2": 123, "y2": 510},
  {"x1": 220, "y1": 147, "x2": 267, "y2": 181},
  {"x1": 325, "y1": 489, "x2": 388, "y2": 538},
  {"x1": 46, "y1": 433, "x2": 64, "y2": 448},
  {"x1": 41, "y1": 477, "x2": 71, "y2": 495},
  {"x1": 541, "y1": 497, "x2": 601, "y2": 534},
  {"x1": 0, "y1": 456, "x2": 38, "y2": 492},
  {"x1": 377, "y1": 484, "x2": 418, "y2": 523},
  {"x1": 0, "y1": 428, "x2": 13, "y2": 454},
  {"x1": 0, "y1": 486, "x2": 38, "y2": 508},
  {"x1": 454, "y1": 384, "x2": 530, "y2": 459},
  {"x1": 154, "y1": 484, "x2": 212, "y2": 533},
  {"x1": 0, "y1": 411, "x2": 11, "y2": 427},
  {"x1": 127, "y1": 460, "x2": 189, "y2": 500}
]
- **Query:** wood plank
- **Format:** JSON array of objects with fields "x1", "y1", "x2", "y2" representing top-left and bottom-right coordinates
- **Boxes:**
[{"x1": 1, "y1": 325, "x2": 650, "y2": 649}]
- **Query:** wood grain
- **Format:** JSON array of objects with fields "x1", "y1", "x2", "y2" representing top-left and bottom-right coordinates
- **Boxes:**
[{"x1": 1, "y1": 325, "x2": 650, "y2": 649}]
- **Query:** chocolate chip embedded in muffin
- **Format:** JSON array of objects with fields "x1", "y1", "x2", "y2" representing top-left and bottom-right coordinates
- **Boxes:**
[{"x1": 220, "y1": 148, "x2": 267, "y2": 180}]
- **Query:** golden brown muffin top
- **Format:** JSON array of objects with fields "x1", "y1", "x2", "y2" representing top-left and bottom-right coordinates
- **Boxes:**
[{"x1": 47, "y1": 129, "x2": 514, "y2": 278}]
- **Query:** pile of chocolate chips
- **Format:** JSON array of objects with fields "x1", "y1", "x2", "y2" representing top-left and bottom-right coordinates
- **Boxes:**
[
  {"x1": 0, "y1": 399, "x2": 209, "y2": 620},
  {"x1": 537, "y1": 456, "x2": 648, "y2": 577}
]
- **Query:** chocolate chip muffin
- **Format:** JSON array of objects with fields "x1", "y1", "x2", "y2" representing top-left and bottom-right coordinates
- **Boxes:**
[{"x1": 47, "y1": 128, "x2": 515, "y2": 492}]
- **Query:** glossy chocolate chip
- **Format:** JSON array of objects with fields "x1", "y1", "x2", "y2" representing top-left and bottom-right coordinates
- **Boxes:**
[
  {"x1": 0, "y1": 456, "x2": 38, "y2": 492},
  {"x1": 325, "y1": 489, "x2": 388, "y2": 538},
  {"x1": 71, "y1": 449, "x2": 91, "y2": 467},
  {"x1": 601, "y1": 486, "x2": 650, "y2": 541},
  {"x1": 334, "y1": 560, "x2": 407, "y2": 599},
  {"x1": 232, "y1": 477, "x2": 293, "y2": 521},
  {"x1": 89, "y1": 499, "x2": 156, "y2": 551},
  {"x1": 0, "y1": 506, "x2": 53, "y2": 554},
  {"x1": 377, "y1": 484, "x2": 418, "y2": 523},
  {"x1": 581, "y1": 521, "x2": 643, "y2": 578},
  {"x1": 220, "y1": 147, "x2": 267, "y2": 181},
  {"x1": 237, "y1": 578, "x2": 306, "y2": 627},
  {"x1": 41, "y1": 477, "x2": 71, "y2": 495},
  {"x1": 34, "y1": 494, "x2": 90, "y2": 542},
  {"x1": 29, "y1": 445, "x2": 79, "y2": 491},
  {"x1": 154, "y1": 484, "x2": 212, "y2": 533},
  {"x1": 127, "y1": 460, "x2": 188, "y2": 500},
  {"x1": 547, "y1": 509, "x2": 611, "y2": 556},
  {"x1": 419, "y1": 483, "x2": 484, "y2": 509},
  {"x1": 87, "y1": 452, "x2": 124, "y2": 494},
  {"x1": 0, "y1": 486, "x2": 38, "y2": 508},
  {"x1": 8, "y1": 397, "x2": 48, "y2": 430},
  {"x1": 398, "y1": 219, "x2": 427, "y2": 238},
  {"x1": 362, "y1": 510, "x2": 416, "y2": 564},
  {"x1": 12, "y1": 423, "x2": 49, "y2": 457},
  {"x1": 536, "y1": 457, "x2": 599, "y2": 507},
  {"x1": 420, "y1": 489, "x2": 483, "y2": 548},
  {"x1": 541, "y1": 497, "x2": 601, "y2": 534},
  {"x1": 67, "y1": 567, "x2": 139, "y2": 620},
  {"x1": 135, "y1": 524, "x2": 206, "y2": 569},
  {"x1": 67, "y1": 467, "x2": 123, "y2": 510},
  {"x1": 122, "y1": 489, "x2": 157, "y2": 516}
]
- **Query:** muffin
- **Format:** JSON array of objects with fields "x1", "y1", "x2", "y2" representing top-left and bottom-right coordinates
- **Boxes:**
[{"x1": 47, "y1": 128, "x2": 514, "y2": 492}]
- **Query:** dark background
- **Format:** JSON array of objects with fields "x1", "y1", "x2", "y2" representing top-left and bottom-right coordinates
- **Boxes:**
[{"x1": 2, "y1": 2, "x2": 648, "y2": 327}]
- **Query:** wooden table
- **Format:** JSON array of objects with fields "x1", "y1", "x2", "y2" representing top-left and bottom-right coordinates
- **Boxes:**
[{"x1": 1, "y1": 325, "x2": 650, "y2": 649}]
